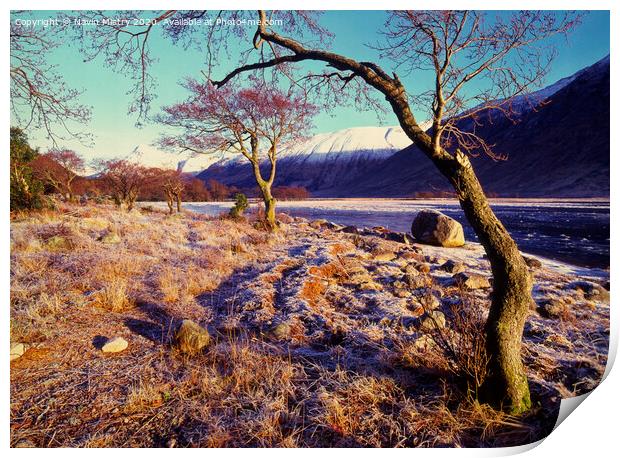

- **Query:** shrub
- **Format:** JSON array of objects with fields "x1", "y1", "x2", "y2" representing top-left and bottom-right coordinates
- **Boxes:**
[
  {"x1": 10, "y1": 127, "x2": 45, "y2": 211},
  {"x1": 229, "y1": 193, "x2": 249, "y2": 218}
]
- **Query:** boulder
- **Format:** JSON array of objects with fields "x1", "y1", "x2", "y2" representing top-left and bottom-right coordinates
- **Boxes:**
[
  {"x1": 411, "y1": 210, "x2": 465, "y2": 247},
  {"x1": 101, "y1": 336, "x2": 128, "y2": 353},
  {"x1": 174, "y1": 320, "x2": 211, "y2": 354},
  {"x1": 453, "y1": 272, "x2": 490, "y2": 290}
]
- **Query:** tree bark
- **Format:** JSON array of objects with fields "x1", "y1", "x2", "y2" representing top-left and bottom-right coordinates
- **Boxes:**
[
  {"x1": 260, "y1": 184, "x2": 277, "y2": 230},
  {"x1": 176, "y1": 193, "x2": 182, "y2": 213}
]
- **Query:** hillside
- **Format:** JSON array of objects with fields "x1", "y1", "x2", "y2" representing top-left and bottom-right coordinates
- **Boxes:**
[{"x1": 198, "y1": 56, "x2": 609, "y2": 198}]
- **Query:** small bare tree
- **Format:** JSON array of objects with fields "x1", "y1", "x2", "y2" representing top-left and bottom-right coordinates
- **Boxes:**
[
  {"x1": 158, "y1": 81, "x2": 316, "y2": 230},
  {"x1": 160, "y1": 169, "x2": 185, "y2": 214},
  {"x1": 99, "y1": 160, "x2": 156, "y2": 211}
]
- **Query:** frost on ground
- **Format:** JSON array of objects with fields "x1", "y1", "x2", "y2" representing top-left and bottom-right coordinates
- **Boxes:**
[{"x1": 10, "y1": 203, "x2": 609, "y2": 447}]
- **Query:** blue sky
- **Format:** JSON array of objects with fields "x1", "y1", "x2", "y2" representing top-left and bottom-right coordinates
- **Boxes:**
[{"x1": 11, "y1": 10, "x2": 610, "y2": 161}]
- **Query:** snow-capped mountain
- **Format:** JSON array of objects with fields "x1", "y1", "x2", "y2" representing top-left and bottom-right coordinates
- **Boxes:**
[
  {"x1": 200, "y1": 54, "x2": 609, "y2": 198},
  {"x1": 125, "y1": 144, "x2": 226, "y2": 174},
  {"x1": 199, "y1": 125, "x2": 422, "y2": 190}
]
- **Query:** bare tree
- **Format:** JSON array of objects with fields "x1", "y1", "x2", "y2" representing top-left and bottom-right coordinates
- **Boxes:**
[
  {"x1": 75, "y1": 10, "x2": 579, "y2": 413},
  {"x1": 158, "y1": 81, "x2": 315, "y2": 230},
  {"x1": 32, "y1": 149, "x2": 85, "y2": 201},
  {"x1": 99, "y1": 160, "x2": 157, "y2": 211},
  {"x1": 10, "y1": 11, "x2": 91, "y2": 143},
  {"x1": 159, "y1": 169, "x2": 185, "y2": 214}
]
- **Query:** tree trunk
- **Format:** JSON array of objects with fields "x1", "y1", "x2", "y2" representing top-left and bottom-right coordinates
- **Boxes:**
[
  {"x1": 447, "y1": 159, "x2": 533, "y2": 413},
  {"x1": 260, "y1": 184, "x2": 277, "y2": 230},
  {"x1": 176, "y1": 193, "x2": 182, "y2": 213},
  {"x1": 166, "y1": 197, "x2": 173, "y2": 214},
  {"x1": 389, "y1": 95, "x2": 533, "y2": 413}
]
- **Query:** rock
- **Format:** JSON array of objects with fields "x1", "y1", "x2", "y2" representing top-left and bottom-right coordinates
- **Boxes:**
[
  {"x1": 400, "y1": 251, "x2": 425, "y2": 263},
  {"x1": 339, "y1": 225, "x2": 359, "y2": 234},
  {"x1": 421, "y1": 311, "x2": 446, "y2": 331},
  {"x1": 392, "y1": 281, "x2": 412, "y2": 298},
  {"x1": 10, "y1": 342, "x2": 27, "y2": 361},
  {"x1": 403, "y1": 273, "x2": 430, "y2": 290},
  {"x1": 382, "y1": 232, "x2": 415, "y2": 245},
  {"x1": 45, "y1": 235, "x2": 72, "y2": 251},
  {"x1": 440, "y1": 260, "x2": 466, "y2": 274},
  {"x1": 453, "y1": 272, "x2": 490, "y2": 290},
  {"x1": 413, "y1": 335, "x2": 436, "y2": 350},
  {"x1": 99, "y1": 230, "x2": 121, "y2": 244},
  {"x1": 523, "y1": 256, "x2": 542, "y2": 269},
  {"x1": 569, "y1": 280, "x2": 610, "y2": 301},
  {"x1": 174, "y1": 320, "x2": 210, "y2": 354},
  {"x1": 411, "y1": 210, "x2": 465, "y2": 247},
  {"x1": 270, "y1": 322, "x2": 291, "y2": 340},
  {"x1": 372, "y1": 250, "x2": 397, "y2": 262},
  {"x1": 358, "y1": 281, "x2": 383, "y2": 292},
  {"x1": 309, "y1": 219, "x2": 330, "y2": 229},
  {"x1": 420, "y1": 294, "x2": 441, "y2": 310},
  {"x1": 537, "y1": 299, "x2": 567, "y2": 319},
  {"x1": 412, "y1": 262, "x2": 431, "y2": 274},
  {"x1": 101, "y1": 336, "x2": 128, "y2": 353}
]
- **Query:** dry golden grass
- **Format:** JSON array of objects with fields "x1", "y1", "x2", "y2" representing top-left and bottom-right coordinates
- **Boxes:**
[{"x1": 9, "y1": 201, "x2": 606, "y2": 448}]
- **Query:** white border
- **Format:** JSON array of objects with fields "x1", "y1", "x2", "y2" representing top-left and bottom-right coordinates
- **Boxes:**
[{"x1": 2, "y1": 1, "x2": 617, "y2": 455}]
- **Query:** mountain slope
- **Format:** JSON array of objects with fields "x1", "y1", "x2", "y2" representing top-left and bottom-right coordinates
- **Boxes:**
[
  {"x1": 198, "y1": 125, "x2": 417, "y2": 190},
  {"x1": 198, "y1": 55, "x2": 609, "y2": 198},
  {"x1": 125, "y1": 144, "x2": 224, "y2": 174},
  {"x1": 349, "y1": 55, "x2": 610, "y2": 198}
]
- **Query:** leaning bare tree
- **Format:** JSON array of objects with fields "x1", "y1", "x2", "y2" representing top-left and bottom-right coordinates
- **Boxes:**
[
  {"x1": 76, "y1": 10, "x2": 578, "y2": 413},
  {"x1": 158, "y1": 81, "x2": 315, "y2": 230}
]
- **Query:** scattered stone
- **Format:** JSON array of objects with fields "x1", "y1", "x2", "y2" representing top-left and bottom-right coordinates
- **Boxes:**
[
  {"x1": 45, "y1": 235, "x2": 72, "y2": 251},
  {"x1": 309, "y1": 219, "x2": 329, "y2": 229},
  {"x1": 411, "y1": 210, "x2": 465, "y2": 247},
  {"x1": 382, "y1": 232, "x2": 415, "y2": 245},
  {"x1": 440, "y1": 259, "x2": 466, "y2": 274},
  {"x1": 101, "y1": 336, "x2": 128, "y2": 353},
  {"x1": 99, "y1": 230, "x2": 121, "y2": 244},
  {"x1": 421, "y1": 311, "x2": 446, "y2": 331},
  {"x1": 537, "y1": 299, "x2": 568, "y2": 319},
  {"x1": 174, "y1": 320, "x2": 210, "y2": 355},
  {"x1": 10, "y1": 342, "x2": 27, "y2": 361},
  {"x1": 453, "y1": 272, "x2": 490, "y2": 290},
  {"x1": 339, "y1": 225, "x2": 359, "y2": 234},
  {"x1": 358, "y1": 281, "x2": 383, "y2": 292},
  {"x1": 392, "y1": 281, "x2": 412, "y2": 298},
  {"x1": 413, "y1": 334, "x2": 436, "y2": 350},
  {"x1": 568, "y1": 280, "x2": 610, "y2": 301},
  {"x1": 523, "y1": 256, "x2": 543, "y2": 269},
  {"x1": 270, "y1": 322, "x2": 291, "y2": 340},
  {"x1": 420, "y1": 294, "x2": 441, "y2": 311},
  {"x1": 400, "y1": 251, "x2": 425, "y2": 263},
  {"x1": 403, "y1": 273, "x2": 430, "y2": 290},
  {"x1": 372, "y1": 250, "x2": 397, "y2": 262},
  {"x1": 412, "y1": 262, "x2": 431, "y2": 274}
]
